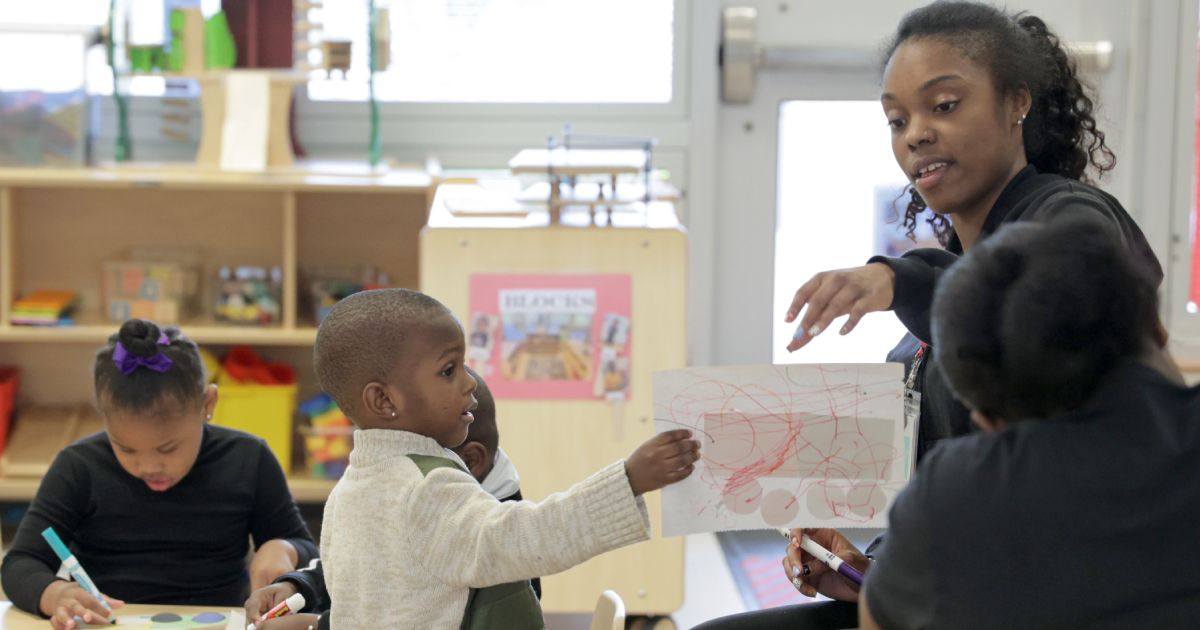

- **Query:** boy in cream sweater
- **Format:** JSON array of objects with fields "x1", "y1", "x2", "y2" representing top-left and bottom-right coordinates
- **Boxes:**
[
  {"x1": 313, "y1": 289, "x2": 700, "y2": 628},
  {"x1": 244, "y1": 366, "x2": 542, "y2": 630}
]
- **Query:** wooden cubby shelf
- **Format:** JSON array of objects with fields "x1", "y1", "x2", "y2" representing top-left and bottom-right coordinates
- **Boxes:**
[{"x1": 0, "y1": 164, "x2": 434, "y2": 503}]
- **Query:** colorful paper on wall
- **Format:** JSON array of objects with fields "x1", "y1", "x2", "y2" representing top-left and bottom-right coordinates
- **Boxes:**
[{"x1": 468, "y1": 274, "x2": 632, "y2": 400}]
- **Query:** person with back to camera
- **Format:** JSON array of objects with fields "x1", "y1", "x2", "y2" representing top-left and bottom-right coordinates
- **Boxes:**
[
  {"x1": 779, "y1": 217, "x2": 1200, "y2": 629},
  {"x1": 311, "y1": 288, "x2": 700, "y2": 628},
  {"x1": 700, "y1": 217, "x2": 1196, "y2": 629},
  {"x1": 0, "y1": 319, "x2": 317, "y2": 630}
]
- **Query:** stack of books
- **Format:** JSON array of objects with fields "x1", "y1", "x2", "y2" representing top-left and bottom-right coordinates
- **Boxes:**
[{"x1": 11, "y1": 290, "x2": 78, "y2": 326}]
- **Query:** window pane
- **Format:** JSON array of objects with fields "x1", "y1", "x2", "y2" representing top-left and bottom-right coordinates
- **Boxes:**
[
  {"x1": 773, "y1": 101, "x2": 935, "y2": 364},
  {"x1": 307, "y1": 0, "x2": 674, "y2": 103},
  {"x1": 0, "y1": 1, "x2": 108, "y2": 26}
]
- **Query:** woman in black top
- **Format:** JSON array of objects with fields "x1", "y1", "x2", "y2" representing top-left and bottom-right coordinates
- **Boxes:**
[
  {"x1": 698, "y1": 2, "x2": 1164, "y2": 628},
  {"x1": 784, "y1": 1, "x2": 1162, "y2": 459}
]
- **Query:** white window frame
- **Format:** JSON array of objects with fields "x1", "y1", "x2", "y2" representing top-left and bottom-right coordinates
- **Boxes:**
[
  {"x1": 1163, "y1": 0, "x2": 1200, "y2": 351},
  {"x1": 92, "y1": 0, "x2": 691, "y2": 163},
  {"x1": 290, "y1": 0, "x2": 692, "y2": 167}
]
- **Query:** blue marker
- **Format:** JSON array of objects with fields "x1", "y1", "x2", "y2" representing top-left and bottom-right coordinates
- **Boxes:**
[{"x1": 41, "y1": 526, "x2": 115, "y2": 624}]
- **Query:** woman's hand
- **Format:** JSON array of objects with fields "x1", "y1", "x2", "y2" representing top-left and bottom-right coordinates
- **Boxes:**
[
  {"x1": 785, "y1": 263, "x2": 896, "y2": 351},
  {"x1": 781, "y1": 528, "x2": 869, "y2": 602}
]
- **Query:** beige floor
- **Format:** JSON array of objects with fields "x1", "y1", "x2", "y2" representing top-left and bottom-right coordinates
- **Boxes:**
[{"x1": 544, "y1": 533, "x2": 747, "y2": 629}]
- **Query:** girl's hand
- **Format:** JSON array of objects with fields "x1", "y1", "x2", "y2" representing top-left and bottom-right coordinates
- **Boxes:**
[
  {"x1": 40, "y1": 581, "x2": 125, "y2": 630},
  {"x1": 785, "y1": 263, "x2": 896, "y2": 351},
  {"x1": 624, "y1": 429, "x2": 701, "y2": 496}
]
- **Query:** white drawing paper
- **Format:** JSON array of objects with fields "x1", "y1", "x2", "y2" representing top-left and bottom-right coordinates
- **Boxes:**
[{"x1": 654, "y1": 363, "x2": 909, "y2": 536}]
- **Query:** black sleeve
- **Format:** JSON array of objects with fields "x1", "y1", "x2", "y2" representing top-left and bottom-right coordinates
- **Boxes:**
[
  {"x1": 248, "y1": 442, "x2": 318, "y2": 568},
  {"x1": 0, "y1": 449, "x2": 91, "y2": 616},
  {"x1": 276, "y1": 559, "x2": 329, "y2": 613},
  {"x1": 1024, "y1": 188, "x2": 1164, "y2": 285},
  {"x1": 318, "y1": 611, "x2": 331, "y2": 630},
  {"x1": 868, "y1": 248, "x2": 960, "y2": 343},
  {"x1": 864, "y1": 459, "x2": 940, "y2": 630}
]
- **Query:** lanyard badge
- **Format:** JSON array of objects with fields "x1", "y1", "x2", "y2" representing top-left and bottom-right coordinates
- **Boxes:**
[{"x1": 902, "y1": 342, "x2": 927, "y2": 478}]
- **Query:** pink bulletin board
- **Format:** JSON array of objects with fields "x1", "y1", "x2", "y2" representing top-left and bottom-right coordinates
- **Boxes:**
[{"x1": 467, "y1": 274, "x2": 632, "y2": 400}]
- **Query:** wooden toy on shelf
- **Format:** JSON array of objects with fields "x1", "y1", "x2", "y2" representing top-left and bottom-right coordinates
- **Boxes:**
[
  {"x1": 103, "y1": 249, "x2": 201, "y2": 324},
  {"x1": 508, "y1": 125, "x2": 672, "y2": 226},
  {"x1": 214, "y1": 265, "x2": 283, "y2": 325}
]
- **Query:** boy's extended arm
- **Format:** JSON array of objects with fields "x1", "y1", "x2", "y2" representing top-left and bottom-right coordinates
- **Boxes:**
[{"x1": 408, "y1": 461, "x2": 649, "y2": 588}]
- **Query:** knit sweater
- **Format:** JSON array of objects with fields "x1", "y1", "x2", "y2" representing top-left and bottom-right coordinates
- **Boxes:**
[{"x1": 321, "y1": 429, "x2": 650, "y2": 628}]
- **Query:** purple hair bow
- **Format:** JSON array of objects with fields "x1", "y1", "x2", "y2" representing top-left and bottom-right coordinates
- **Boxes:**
[{"x1": 113, "y1": 332, "x2": 173, "y2": 376}]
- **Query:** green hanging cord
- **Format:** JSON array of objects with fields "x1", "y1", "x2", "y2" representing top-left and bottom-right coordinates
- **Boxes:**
[
  {"x1": 367, "y1": 0, "x2": 381, "y2": 167},
  {"x1": 107, "y1": 0, "x2": 132, "y2": 161}
]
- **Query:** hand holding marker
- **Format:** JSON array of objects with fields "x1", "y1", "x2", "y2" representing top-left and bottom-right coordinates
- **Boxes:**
[
  {"x1": 780, "y1": 529, "x2": 865, "y2": 587},
  {"x1": 248, "y1": 592, "x2": 306, "y2": 630},
  {"x1": 41, "y1": 526, "x2": 116, "y2": 625}
]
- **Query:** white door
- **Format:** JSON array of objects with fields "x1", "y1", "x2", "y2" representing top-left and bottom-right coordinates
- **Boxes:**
[{"x1": 690, "y1": 0, "x2": 1144, "y2": 366}]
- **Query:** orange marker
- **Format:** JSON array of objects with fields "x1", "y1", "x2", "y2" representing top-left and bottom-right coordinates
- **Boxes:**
[{"x1": 248, "y1": 592, "x2": 305, "y2": 630}]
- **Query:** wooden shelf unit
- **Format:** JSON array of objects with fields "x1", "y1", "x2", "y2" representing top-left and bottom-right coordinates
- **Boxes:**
[{"x1": 0, "y1": 165, "x2": 433, "y2": 502}]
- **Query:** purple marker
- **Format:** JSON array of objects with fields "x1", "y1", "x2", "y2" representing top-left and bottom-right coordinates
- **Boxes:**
[{"x1": 781, "y1": 529, "x2": 865, "y2": 587}]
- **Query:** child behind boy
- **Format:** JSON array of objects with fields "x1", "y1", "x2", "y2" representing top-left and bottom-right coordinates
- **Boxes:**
[
  {"x1": 245, "y1": 366, "x2": 541, "y2": 630},
  {"x1": 312, "y1": 288, "x2": 699, "y2": 628},
  {"x1": 0, "y1": 320, "x2": 317, "y2": 630}
]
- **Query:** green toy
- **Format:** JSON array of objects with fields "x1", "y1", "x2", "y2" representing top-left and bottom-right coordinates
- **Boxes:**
[{"x1": 203, "y1": 10, "x2": 237, "y2": 70}]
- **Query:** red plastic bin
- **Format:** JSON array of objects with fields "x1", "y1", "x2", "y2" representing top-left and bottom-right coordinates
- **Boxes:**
[{"x1": 0, "y1": 367, "x2": 19, "y2": 457}]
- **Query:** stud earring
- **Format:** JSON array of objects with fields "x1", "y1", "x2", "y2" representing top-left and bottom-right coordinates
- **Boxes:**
[
  {"x1": 1017, "y1": 114, "x2": 1027, "y2": 126},
  {"x1": 391, "y1": 410, "x2": 397, "y2": 418}
]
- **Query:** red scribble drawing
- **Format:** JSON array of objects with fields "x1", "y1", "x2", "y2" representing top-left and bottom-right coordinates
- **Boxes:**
[{"x1": 654, "y1": 363, "x2": 908, "y2": 536}]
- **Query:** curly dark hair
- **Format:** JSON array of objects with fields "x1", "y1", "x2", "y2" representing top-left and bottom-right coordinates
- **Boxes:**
[{"x1": 883, "y1": 1, "x2": 1116, "y2": 246}]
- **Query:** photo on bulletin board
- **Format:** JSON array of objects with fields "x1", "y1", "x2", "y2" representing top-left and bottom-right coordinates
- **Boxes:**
[
  {"x1": 469, "y1": 274, "x2": 632, "y2": 400},
  {"x1": 874, "y1": 183, "x2": 942, "y2": 256}
]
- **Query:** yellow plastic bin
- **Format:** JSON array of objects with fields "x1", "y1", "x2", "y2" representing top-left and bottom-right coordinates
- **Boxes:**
[{"x1": 210, "y1": 377, "x2": 298, "y2": 473}]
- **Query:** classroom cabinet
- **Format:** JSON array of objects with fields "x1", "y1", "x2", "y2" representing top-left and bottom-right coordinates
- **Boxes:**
[{"x1": 0, "y1": 166, "x2": 432, "y2": 502}]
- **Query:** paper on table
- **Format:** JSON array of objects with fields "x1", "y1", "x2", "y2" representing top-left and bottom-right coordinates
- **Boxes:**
[
  {"x1": 653, "y1": 363, "x2": 909, "y2": 537},
  {"x1": 84, "y1": 609, "x2": 242, "y2": 628},
  {"x1": 223, "y1": 610, "x2": 245, "y2": 630}
]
